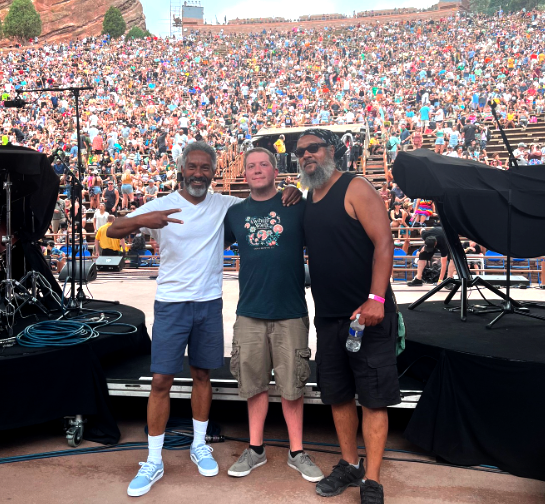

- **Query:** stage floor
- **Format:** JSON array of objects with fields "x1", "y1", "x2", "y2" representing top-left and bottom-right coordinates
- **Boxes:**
[
  {"x1": 401, "y1": 299, "x2": 545, "y2": 363},
  {"x1": 88, "y1": 273, "x2": 545, "y2": 408},
  {"x1": 85, "y1": 271, "x2": 545, "y2": 359}
]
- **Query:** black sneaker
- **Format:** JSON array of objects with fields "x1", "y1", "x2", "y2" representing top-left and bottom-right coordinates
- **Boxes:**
[
  {"x1": 444, "y1": 283, "x2": 456, "y2": 291},
  {"x1": 360, "y1": 479, "x2": 384, "y2": 504},
  {"x1": 316, "y1": 459, "x2": 364, "y2": 497},
  {"x1": 407, "y1": 277, "x2": 423, "y2": 286}
]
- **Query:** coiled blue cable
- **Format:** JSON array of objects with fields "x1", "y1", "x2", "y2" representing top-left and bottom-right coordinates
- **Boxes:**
[
  {"x1": 16, "y1": 309, "x2": 138, "y2": 348},
  {"x1": 17, "y1": 320, "x2": 98, "y2": 347}
]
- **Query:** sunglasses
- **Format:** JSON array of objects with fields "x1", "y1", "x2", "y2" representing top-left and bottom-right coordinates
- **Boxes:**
[{"x1": 294, "y1": 143, "x2": 329, "y2": 158}]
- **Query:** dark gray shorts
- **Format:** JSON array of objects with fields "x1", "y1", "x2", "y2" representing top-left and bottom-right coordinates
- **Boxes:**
[
  {"x1": 151, "y1": 298, "x2": 224, "y2": 375},
  {"x1": 314, "y1": 312, "x2": 401, "y2": 409}
]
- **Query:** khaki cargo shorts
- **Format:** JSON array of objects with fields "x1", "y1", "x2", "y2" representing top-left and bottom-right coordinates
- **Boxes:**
[{"x1": 230, "y1": 315, "x2": 311, "y2": 400}]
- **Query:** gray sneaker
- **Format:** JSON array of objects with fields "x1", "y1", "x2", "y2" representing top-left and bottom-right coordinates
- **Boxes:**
[
  {"x1": 228, "y1": 448, "x2": 267, "y2": 477},
  {"x1": 288, "y1": 452, "x2": 324, "y2": 482}
]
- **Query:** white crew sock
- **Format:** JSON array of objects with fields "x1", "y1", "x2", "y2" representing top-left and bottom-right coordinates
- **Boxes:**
[
  {"x1": 147, "y1": 433, "x2": 165, "y2": 465},
  {"x1": 192, "y1": 418, "x2": 208, "y2": 448}
]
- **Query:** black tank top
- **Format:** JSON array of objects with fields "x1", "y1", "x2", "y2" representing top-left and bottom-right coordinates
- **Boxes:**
[
  {"x1": 391, "y1": 208, "x2": 402, "y2": 221},
  {"x1": 104, "y1": 187, "x2": 117, "y2": 208},
  {"x1": 304, "y1": 173, "x2": 395, "y2": 317}
]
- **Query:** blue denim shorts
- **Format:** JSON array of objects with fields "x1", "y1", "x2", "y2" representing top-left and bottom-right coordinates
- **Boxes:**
[{"x1": 151, "y1": 298, "x2": 224, "y2": 375}]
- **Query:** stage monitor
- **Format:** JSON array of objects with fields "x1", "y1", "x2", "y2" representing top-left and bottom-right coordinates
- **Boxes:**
[
  {"x1": 58, "y1": 261, "x2": 98, "y2": 283},
  {"x1": 96, "y1": 256, "x2": 125, "y2": 272}
]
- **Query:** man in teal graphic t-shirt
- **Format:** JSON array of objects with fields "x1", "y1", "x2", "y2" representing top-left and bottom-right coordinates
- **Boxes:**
[{"x1": 224, "y1": 147, "x2": 323, "y2": 483}]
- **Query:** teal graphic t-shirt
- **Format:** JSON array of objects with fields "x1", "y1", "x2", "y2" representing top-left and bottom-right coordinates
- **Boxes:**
[{"x1": 224, "y1": 192, "x2": 307, "y2": 320}]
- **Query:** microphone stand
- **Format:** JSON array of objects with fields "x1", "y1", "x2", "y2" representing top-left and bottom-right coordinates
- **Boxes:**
[
  {"x1": 484, "y1": 100, "x2": 545, "y2": 328},
  {"x1": 23, "y1": 86, "x2": 118, "y2": 310},
  {"x1": 53, "y1": 151, "x2": 83, "y2": 309}
]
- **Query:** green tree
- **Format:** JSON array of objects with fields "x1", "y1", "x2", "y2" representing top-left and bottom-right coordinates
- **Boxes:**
[
  {"x1": 3, "y1": 0, "x2": 42, "y2": 43},
  {"x1": 0, "y1": 18, "x2": 3, "y2": 40},
  {"x1": 468, "y1": 0, "x2": 491, "y2": 13},
  {"x1": 471, "y1": 0, "x2": 545, "y2": 13},
  {"x1": 127, "y1": 26, "x2": 145, "y2": 39},
  {"x1": 102, "y1": 6, "x2": 126, "y2": 39}
]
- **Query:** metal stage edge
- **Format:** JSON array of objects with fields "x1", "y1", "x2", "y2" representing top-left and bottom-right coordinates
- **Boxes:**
[{"x1": 107, "y1": 377, "x2": 422, "y2": 409}]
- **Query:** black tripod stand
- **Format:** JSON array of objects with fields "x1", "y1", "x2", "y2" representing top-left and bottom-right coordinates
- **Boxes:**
[
  {"x1": 477, "y1": 101, "x2": 545, "y2": 328},
  {"x1": 407, "y1": 203, "x2": 517, "y2": 322},
  {"x1": 20, "y1": 86, "x2": 118, "y2": 311}
]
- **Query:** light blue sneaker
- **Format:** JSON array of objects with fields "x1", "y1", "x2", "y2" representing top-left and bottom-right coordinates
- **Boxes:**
[
  {"x1": 190, "y1": 443, "x2": 219, "y2": 476},
  {"x1": 127, "y1": 461, "x2": 164, "y2": 497}
]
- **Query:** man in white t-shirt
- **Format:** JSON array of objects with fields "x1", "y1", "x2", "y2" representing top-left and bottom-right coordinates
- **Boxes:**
[
  {"x1": 444, "y1": 145, "x2": 459, "y2": 157},
  {"x1": 178, "y1": 116, "x2": 189, "y2": 130},
  {"x1": 433, "y1": 107, "x2": 444, "y2": 124},
  {"x1": 171, "y1": 140, "x2": 183, "y2": 162},
  {"x1": 107, "y1": 142, "x2": 300, "y2": 497},
  {"x1": 93, "y1": 202, "x2": 109, "y2": 234}
]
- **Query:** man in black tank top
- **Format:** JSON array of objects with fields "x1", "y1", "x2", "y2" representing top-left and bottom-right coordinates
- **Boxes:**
[
  {"x1": 296, "y1": 129, "x2": 400, "y2": 504},
  {"x1": 102, "y1": 180, "x2": 120, "y2": 215}
]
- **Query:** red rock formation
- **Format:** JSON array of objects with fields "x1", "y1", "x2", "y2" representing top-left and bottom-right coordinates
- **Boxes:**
[{"x1": 0, "y1": 0, "x2": 146, "y2": 42}]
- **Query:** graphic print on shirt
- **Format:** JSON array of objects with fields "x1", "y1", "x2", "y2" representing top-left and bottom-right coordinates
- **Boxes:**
[{"x1": 244, "y1": 211, "x2": 283, "y2": 249}]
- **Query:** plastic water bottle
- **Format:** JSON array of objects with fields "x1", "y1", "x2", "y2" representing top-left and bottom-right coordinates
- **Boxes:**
[{"x1": 346, "y1": 315, "x2": 365, "y2": 352}]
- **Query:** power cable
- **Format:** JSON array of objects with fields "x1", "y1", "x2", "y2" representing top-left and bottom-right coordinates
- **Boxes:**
[{"x1": 0, "y1": 419, "x2": 507, "y2": 475}]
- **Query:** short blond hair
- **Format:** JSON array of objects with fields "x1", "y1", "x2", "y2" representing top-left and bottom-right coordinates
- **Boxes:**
[{"x1": 244, "y1": 147, "x2": 277, "y2": 170}]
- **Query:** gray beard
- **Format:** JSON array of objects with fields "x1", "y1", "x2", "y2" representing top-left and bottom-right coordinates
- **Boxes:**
[
  {"x1": 299, "y1": 158, "x2": 337, "y2": 191},
  {"x1": 185, "y1": 176, "x2": 210, "y2": 197},
  {"x1": 186, "y1": 185, "x2": 208, "y2": 198}
]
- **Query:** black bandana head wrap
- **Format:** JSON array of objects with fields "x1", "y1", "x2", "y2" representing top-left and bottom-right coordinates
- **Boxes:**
[{"x1": 298, "y1": 128, "x2": 347, "y2": 161}]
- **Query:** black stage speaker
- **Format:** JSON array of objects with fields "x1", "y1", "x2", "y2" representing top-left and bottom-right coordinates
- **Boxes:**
[
  {"x1": 58, "y1": 261, "x2": 98, "y2": 283},
  {"x1": 96, "y1": 255, "x2": 125, "y2": 272}
]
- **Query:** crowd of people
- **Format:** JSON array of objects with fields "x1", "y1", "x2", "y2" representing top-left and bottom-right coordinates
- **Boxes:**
[
  {"x1": 1, "y1": 8, "x2": 545, "y2": 164},
  {"x1": 3, "y1": 8, "x2": 544, "y2": 503},
  {"x1": 1, "y1": 7, "x2": 544, "y2": 257}
]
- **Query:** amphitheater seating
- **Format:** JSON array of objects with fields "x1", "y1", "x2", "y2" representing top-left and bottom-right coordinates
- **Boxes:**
[{"x1": 54, "y1": 113, "x2": 545, "y2": 273}]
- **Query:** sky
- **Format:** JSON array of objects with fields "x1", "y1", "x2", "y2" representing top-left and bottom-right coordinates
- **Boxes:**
[{"x1": 140, "y1": 0, "x2": 437, "y2": 37}]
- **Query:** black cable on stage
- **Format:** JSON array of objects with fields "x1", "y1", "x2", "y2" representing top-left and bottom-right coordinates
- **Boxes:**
[
  {"x1": 0, "y1": 420, "x2": 507, "y2": 476},
  {"x1": 237, "y1": 440, "x2": 508, "y2": 476},
  {"x1": 0, "y1": 418, "x2": 215, "y2": 464}
]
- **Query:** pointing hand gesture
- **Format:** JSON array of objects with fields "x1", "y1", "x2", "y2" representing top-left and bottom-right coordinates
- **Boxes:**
[{"x1": 139, "y1": 209, "x2": 184, "y2": 230}]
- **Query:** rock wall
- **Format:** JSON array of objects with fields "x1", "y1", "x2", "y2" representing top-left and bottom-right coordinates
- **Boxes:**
[{"x1": 0, "y1": 0, "x2": 146, "y2": 42}]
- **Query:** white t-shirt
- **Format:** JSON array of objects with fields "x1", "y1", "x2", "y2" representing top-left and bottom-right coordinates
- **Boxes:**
[
  {"x1": 94, "y1": 210, "x2": 109, "y2": 229},
  {"x1": 127, "y1": 191, "x2": 240, "y2": 302}
]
